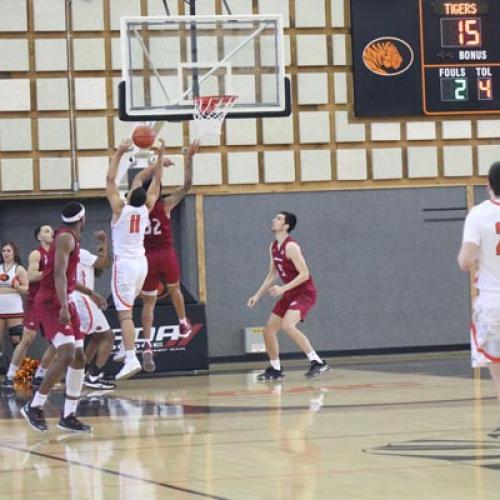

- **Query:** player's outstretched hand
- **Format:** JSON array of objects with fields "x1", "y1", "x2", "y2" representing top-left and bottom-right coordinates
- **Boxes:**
[
  {"x1": 247, "y1": 295, "x2": 258, "y2": 308},
  {"x1": 268, "y1": 285, "x2": 284, "y2": 298},
  {"x1": 185, "y1": 140, "x2": 200, "y2": 158},
  {"x1": 118, "y1": 138, "x2": 133, "y2": 153}
]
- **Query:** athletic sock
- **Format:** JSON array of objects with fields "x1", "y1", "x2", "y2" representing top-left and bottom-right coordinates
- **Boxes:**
[
  {"x1": 7, "y1": 363, "x2": 18, "y2": 379},
  {"x1": 31, "y1": 391, "x2": 48, "y2": 408},
  {"x1": 270, "y1": 359, "x2": 281, "y2": 371},
  {"x1": 306, "y1": 351, "x2": 322, "y2": 363},
  {"x1": 66, "y1": 367, "x2": 85, "y2": 398},
  {"x1": 179, "y1": 317, "x2": 187, "y2": 325},
  {"x1": 64, "y1": 398, "x2": 78, "y2": 418},
  {"x1": 35, "y1": 366, "x2": 47, "y2": 378},
  {"x1": 144, "y1": 340, "x2": 152, "y2": 350}
]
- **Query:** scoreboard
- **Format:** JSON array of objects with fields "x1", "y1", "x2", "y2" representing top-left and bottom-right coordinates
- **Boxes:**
[{"x1": 351, "y1": 0, "x2": 500, "y2": 117}]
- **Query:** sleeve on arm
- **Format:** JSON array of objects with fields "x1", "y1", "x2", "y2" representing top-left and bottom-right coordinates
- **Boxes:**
[{"x1": 462, "y1": 209, "x2": 481, "y2": 245}]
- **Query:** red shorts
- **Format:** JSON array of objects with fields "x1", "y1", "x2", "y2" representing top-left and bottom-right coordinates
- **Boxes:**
[
  {"x1": 272, "y1": 290, "x2": 317, "y2": 321},
  {"x1": 34, "y1": 292, "x2": 82, "y2": 343},
  {"x1": 143, "y1": 247, "x2": 181, "y2": 292},
  {"x1": 23, "y1": 299, "x2": 37, "y2": 331}
]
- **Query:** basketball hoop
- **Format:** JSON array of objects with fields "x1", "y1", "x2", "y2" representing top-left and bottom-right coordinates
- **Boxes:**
[{"x1": 193, "y1": 95, "x2": 238, "y2": 140}]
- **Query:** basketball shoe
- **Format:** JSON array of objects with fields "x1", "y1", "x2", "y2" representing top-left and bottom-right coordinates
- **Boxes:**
[
  {"x1": 115, "y1": 356, "x2": 141, "y2": 381},
  {"x1": 84, "y1": 373, "x2": 115, "y2": 390},
  {"x1": 180, "y1": 318, "x2": 193, "y2": 336},
  {"x1": 1, "y1": 377, "x2": 14, "y2": 390},
  {"x1": 305, "y1": 360, "x2": 331, "y2": 379},
  {"x1": 58, "y1": 413, "x2": 92, "y2": 433},
  {"x1": 142, "y1": 346, "x2": 155, "y2": 373},
  {"x1": 257, "y1": 366, "x2": 284, "y2": 380},
  {"x1": 21, "y1": 401, "x2": 47, "y2": 432},
  {"x1": 31, "y1": 376, "x2": 44, "y2": 388}
]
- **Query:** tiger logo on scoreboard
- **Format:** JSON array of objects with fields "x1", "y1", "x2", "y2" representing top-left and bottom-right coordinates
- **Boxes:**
[{"x1": 362, "y1": 37, "x2": 414, "y2": 76}]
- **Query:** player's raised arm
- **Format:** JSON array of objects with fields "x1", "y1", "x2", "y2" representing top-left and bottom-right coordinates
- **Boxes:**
[
  {"x1": 54, "y1": 232, "x2": 74, "y2": 325},
  {"x1": 247, "y1": 244, "x2": 278, "y2": 308},
  {"x1": 163, "y1": 140, "x2": 200, "y2": 212},
  {"x1": 145, "y1": 139, "x2": 166, "y2": 211},
  {"x1": 106, "y1": 139, "x2": 131, "y2": 216}
]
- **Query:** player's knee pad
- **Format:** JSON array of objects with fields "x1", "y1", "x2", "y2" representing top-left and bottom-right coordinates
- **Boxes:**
[{"x1": 8, "y1": 325, "x2": 23, "y2": 343}]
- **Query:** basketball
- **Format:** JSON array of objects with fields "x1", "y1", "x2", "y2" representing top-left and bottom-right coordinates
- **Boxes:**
[{"x1": 132, "y1": 125, "x2": 156, "y2": 149}]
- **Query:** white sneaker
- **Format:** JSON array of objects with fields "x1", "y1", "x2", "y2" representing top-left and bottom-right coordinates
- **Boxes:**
[
  {"x1": 113, "y1": 346, "x2": 125, "y2": 363},
  {"x1": 115, "y1": 357, "x2": 141, "y2": 381}
]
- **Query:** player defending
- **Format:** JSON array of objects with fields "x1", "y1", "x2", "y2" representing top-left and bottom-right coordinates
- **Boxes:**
[
  {"x1": 130, "y1": 140, "x2": 199, "y2": 372},
  {"x1": 107, "y1": 138, "x2": 163, "y2": 380},
  {"x1": 2, "y1": 225, "x2": 53, "y2": 389},
  {"x1": 247, "y1": 212, "x2": 330, "y2": 380},
  {"x1": 458, "y1": 161, "x2": 500, "y2": 401},
  {"x1": 21, "y1": 203, "x2": 105, "y2": 432}
]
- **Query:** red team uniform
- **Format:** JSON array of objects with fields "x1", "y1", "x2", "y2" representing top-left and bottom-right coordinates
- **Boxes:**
[
  {"x1": 142, "y1": 199, "x2": 181, "y2": 293},
  {"x1": 271, "y1": 236, "x2": 317, "y2": 320},
  {"x1": 23, "y1": 245, "x2": 49, "y2": 331},
  {"x1": 34, "y1": 227, "x2": 82, "y2": 343}
]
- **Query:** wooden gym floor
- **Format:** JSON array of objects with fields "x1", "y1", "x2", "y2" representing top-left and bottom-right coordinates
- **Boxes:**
[{"x1": 0, "y1": 352, "x2": 499, "y2": 499}]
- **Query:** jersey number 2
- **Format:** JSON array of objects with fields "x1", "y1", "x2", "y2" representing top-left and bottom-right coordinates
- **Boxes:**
[{"x1": 130, "y1": 214, "x2": 141, "y2": 234}]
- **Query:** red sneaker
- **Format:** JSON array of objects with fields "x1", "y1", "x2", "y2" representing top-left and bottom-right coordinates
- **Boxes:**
[{"x1": 179, "y1": 319, "x2": 192, "y2": 336}]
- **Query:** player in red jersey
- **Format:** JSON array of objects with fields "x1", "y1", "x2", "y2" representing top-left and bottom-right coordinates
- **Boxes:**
[
  {"x1": 248, "y1": 212, "x2": 330, "y2": 380},
  {"x1": 129, "y1": 140, "x2": 199, "y2": 372},
  {"x1": 21, "y1": 203, "x2": 105, "y2": 433},
  {"x1": 2, "y1": 225, "x2": 53, "y2": 389}
]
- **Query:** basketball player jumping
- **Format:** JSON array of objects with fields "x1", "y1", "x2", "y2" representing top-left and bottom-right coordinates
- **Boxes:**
[
  {"x1": 21, "y1": 203, "x2": 106, "y2": 432},
  {"x1": 129, "y1": 139, "x2": 199, "y2": 372},
  {"x1": 247, "y1": 212, "x2": 330, "y2": 380},
  {"x1": 458, "y1": 161, "x2": 500, "y2": 401},
  {"x1": 107, "y1": 138, "x2": 163, "y2": 380},
  {"x1": 2, "y1": 225, "x2": 53, "y2": 389}
]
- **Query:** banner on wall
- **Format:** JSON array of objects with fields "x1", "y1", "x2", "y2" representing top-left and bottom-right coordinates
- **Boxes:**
[{"x1": 103, "y1": 301, "x2": 209, "y2": 376}]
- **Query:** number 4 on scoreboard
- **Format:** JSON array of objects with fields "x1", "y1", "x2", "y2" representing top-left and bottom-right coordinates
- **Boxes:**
[{"x1": 478, "y1": 77, "x2": 493, "y2": 101}]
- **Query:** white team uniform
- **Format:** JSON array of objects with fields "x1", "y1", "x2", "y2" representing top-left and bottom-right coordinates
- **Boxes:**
[
  {"x1": 0, "y1": 264, "x2": 23, "y2": 317},
  {"x1": 70, "y1": 248, "x2": 110, "y2": 334},
  {"x1": 111, "y1": 204, "x2": 149, "y2": 310},
  {"x1": 463, "y1": 199, "x2": 500, "y2": 366}
]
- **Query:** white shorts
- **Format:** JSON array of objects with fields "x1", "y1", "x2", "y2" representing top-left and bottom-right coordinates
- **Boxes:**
[
  {"x1": 111, "y1": 255, "x2": 148, "y2": 311},
  {"x1": 72, "y1": 292, "x2": 110, "y2": 335},
  {"x1": 471, "y1": 292, "x2": 500, "y2": 367}
]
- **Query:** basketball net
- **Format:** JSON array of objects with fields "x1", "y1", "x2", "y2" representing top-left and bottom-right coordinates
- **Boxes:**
[{"x1": 193, "y1": 95, "x2": 238, "y2": 140}]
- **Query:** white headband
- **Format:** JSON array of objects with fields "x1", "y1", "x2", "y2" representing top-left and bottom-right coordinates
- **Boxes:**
[{"x1": 61, "y1": 205, "x2": 85, "y2": 223}]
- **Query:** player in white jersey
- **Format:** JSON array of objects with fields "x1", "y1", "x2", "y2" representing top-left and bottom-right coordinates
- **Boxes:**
[
  {"x1": 106, "y1": 138, "x2": 163, "y2": 380},
  {"x1": 69, "y1": 230, "x2": 115, "y2": 390},
  {"x1": 458, "y1": 161, "x2": 500, "y2": 401}
]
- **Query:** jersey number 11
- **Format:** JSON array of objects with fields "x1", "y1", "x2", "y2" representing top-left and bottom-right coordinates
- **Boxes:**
[{"x1": 130, "y1": 214, "x2": 141, "y2": 234}]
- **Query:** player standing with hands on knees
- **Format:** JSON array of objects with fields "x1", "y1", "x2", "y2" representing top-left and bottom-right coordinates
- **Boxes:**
[
  {"x1": 248, "y1": 212, "x2": 330, "y2": 380},
  {"x1": 106, "y1": 138, "x2": 163, "y2": 380}
]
